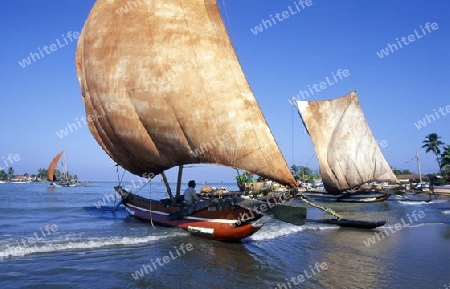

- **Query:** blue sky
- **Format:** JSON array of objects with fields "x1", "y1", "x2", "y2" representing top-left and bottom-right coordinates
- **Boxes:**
[{"x1": 0, "y1": 0, "x2": 449, "y2": 183}]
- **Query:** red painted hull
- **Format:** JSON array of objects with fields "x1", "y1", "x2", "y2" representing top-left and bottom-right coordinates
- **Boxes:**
[{"x1": 121, "y1": 193, "x2": 264, "y2": 241}]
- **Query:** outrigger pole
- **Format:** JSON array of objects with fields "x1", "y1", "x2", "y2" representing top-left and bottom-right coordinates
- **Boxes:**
[
  {"x1": 297, "y1": 193, "x2": 387, "y2": 229},
  {"x1": 297, "y1": 194, "x2": 342, "y2": 219}
]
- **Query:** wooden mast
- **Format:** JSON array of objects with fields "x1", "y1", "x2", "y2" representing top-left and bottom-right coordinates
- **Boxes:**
[
  {"x1": 176, "y1": 165, "x2": 184, "y2": 198},
  {"x1": 160, "y1": 171, "x2": 174, "y2": 199}
]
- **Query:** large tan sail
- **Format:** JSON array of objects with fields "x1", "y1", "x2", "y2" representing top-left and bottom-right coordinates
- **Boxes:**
[
  {"x1": 294, "y1": 92, "x2": 398, "y2": 194},
  {"x1": 76, "y1": 0, "x2": 296, "y2": 187}
]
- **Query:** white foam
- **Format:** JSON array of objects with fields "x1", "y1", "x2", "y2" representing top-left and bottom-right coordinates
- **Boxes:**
[
  {"x1": 0, "y1": 233, "x2": 186, "y2": 260},
  {"x1": 398, "y1": 201, "x2": 431, "y2": 205},
  {"x1": 429, "y1": 199, "x2": 448, "y2": 204},
  {"x1": 441, "y1": 210, "x2": 450, "y2": 215},
  {"x1": 245, "y1": 222, "x2": 337, "y2": 242},
  {"x1": 247, "y1": 225, "x2": 304, "y2": 241},
  {"x1": 398, "y1": 198, "x2": 448, "y2": 205},
  {"x1": 378, "y1": 222, "x2": 427, "y2": 230},
  {"x1": 303, "y1": 223, "x2": 339, "y2": 231}
]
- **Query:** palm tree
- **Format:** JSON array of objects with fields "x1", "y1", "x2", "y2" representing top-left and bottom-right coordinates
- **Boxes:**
[
  {"x1": 441, "y1": 145, "x2": 450, "y2": 175},
  {"x1": 7, "y1": 167, "x2": 14, "y2": 180},
  {"x1": 0, "y1": 170, "x2": 7, "y2": 180},
  {"x1": 422, "y1": 133, "x2": 444, "y2": 175},
  {"x1": 37, "y1": 168, "x2": 48, "y2": 180},
  {"x1": 290, "y1": 165, "x2": 314, "y2": 181},
  {"x1": 290, "y1": 165, "x2": 299, "y2": 176},
  {"x1": 55, "y1": 170, "x2": 62, "y2": 181},
  {"x1": 298, "y1": 166, "x2": 313, "y2": 181}
]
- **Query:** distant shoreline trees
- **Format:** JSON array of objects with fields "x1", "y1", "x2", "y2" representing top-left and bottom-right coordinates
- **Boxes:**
[
  {"x1": 290, "y1": 165, "x2": 320, "y2": 184},
  {"x1": 392, "y1": 169, "x2": 413, "y2": 176},
  {"x1": 422, "y1": 133, "x2": 449, "y2": 181},
  {"x1": 0, "y1": 167, "x2": 78, "y2": 182},
  {"x1": 442, "y1": 145, "x2": 450, "y2": 175},
  {"x1": 422, "y1": 133, "x2": 444, "y2": 175}
]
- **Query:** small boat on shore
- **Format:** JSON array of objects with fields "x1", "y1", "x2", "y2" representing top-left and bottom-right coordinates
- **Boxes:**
[
  {"x1": 302, "y1": 190, "x2": 390, "y2": 203},
  {"x1": 114, "y1": 187, "x2": 263, "y2": 241},
  {"x1": 317, "y1": 218, "x2": 387, "y2": 229},
  {"x1": 336, "y1": 191, "x2": 390, "y2": 203},
  {"x1": 114, "y1": 186, "x2": 305, "y2": 241}
]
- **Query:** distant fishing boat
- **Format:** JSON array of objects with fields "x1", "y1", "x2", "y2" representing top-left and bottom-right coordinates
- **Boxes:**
[
  {"x1": 293, "y1": 92, "x2": 399, "y2": 202},
  {"x1": 76, "y1": 0, "x2": 306, "y2": 241},
  {"x1": 47, "y1": 151, "x2": 77, "y2": 187}
]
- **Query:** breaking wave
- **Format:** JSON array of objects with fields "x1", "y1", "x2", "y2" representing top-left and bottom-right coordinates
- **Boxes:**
[
  {"x1": 0, "y1": 232, "x2": 187, "y2": 259},
  {"x1": 244, "y1": 221, "x2": 338, "y2": 242}
]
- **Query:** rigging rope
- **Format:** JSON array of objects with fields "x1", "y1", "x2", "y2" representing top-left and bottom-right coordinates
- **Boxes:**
[
  {"x1": 148, "y1": 179, "x2": 155, "y2": 229},
  {"x1": 116, "y1": 164, "x2": 126, "y2": 186},
  {"x1": 114, "y1": 165, "x2": 128, "y2": 209},
  {"x1": 115, "y1": 165, "x2": 120, "y2": 207},
  {"x1": 292, "y1": 104, "x2": 294, "y2": 166},
  {"x1": 220, "y1": 0, "x2": 239, "y2": 57}
]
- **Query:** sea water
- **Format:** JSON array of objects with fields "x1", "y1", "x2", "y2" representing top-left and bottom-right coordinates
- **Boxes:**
[{"x1": 0, "y1": 182, "x2": 449, "y2": 289}]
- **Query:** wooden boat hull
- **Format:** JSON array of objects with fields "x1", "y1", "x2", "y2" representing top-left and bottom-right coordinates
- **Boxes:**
[
  {"x1": 51, "y1": 182, "x2": 77, "y2": 187},
  {"x1": 303, "y1": 190, "x2": 390, "y2": 203},
  {"x1": 336, "y1": 193, "x2": 390, "y2": 203},
  {"x1": 118, "y1": 190, "x2": 265, "y2": 242},
  {"x1": 322, "y1": 218, "x2": 387, "y2": 229}
]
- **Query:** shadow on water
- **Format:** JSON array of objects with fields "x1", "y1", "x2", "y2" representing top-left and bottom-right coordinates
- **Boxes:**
[{"x1": 131, "y1": 236, "x2": 267, "y2": 289}]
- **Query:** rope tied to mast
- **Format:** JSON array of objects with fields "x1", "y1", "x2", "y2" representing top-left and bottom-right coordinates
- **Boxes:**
[
  {"x1": 148, "y1": 179, "x2": 155, "y2": 229},
  {"x1": 113, "y1": 164, "x2": 127, "y2": 210}
]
